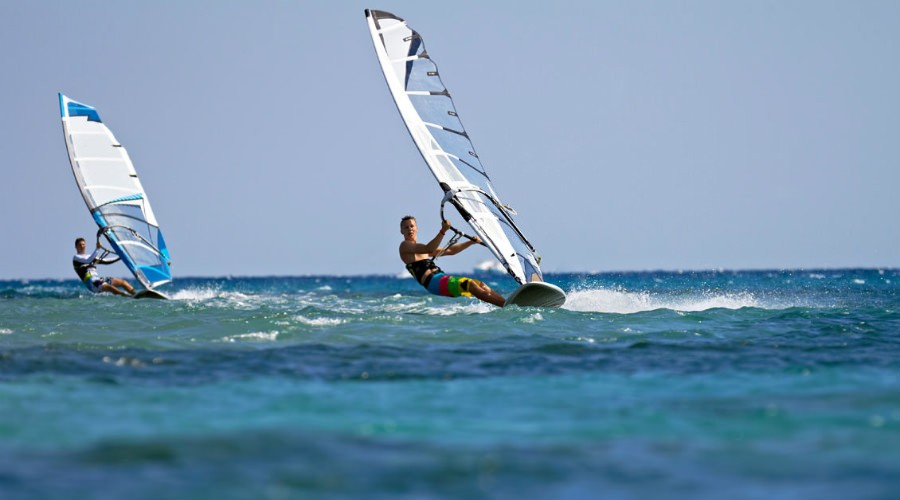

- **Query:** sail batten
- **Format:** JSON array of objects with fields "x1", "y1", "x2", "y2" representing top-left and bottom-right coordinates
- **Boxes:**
[
  {"x1": 366, "y1": 9, "x2": 544, "y2": 285},
  {"x1": 60, "y1": 94, "x2": 172, "y2": 290}
]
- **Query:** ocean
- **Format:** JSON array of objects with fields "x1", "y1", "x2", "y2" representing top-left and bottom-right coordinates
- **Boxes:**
[{"x1": 1, "y1": 269, "x2": 898, "y2": 499}]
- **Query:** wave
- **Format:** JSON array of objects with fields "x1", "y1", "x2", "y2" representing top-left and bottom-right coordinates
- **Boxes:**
[
  {"x1": 168, "y1": 284, "x2": 778, "y2": 316},
  {"x1": 170, "y1": 286, "x2": 250, "y2": 302},
  {"x1": 562, "y1": 287, "x2": 772, "y2": 314},
  {"x1": 220, "y1": 331, "x2": 281, "y2": 343},
  {"x1": 294, "y1": 315, "x2": 346, "y2": 327}
]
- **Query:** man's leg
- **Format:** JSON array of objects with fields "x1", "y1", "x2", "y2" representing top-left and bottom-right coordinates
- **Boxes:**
[
  {"x1": 111, "y1": 278, "x2": 136, "y2": 295},
  {"x1": 468, "y1": 281, "x2": 505, "y2": 307},
  {"x1": 100, "y1": 282, "x2": 131, "y2": 297}
]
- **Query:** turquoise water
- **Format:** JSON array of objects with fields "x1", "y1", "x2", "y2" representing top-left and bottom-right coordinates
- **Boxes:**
[{"x1": 1, "y1": 270, "x2": 898, "y2": 499}]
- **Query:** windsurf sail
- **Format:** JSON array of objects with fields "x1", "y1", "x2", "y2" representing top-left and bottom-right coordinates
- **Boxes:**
[
  {"x1": 59, "y1": 94, "x2": 172, "y2": 290},
  {"x1": 365, "y1": 9, "x2": 544, "y2": 285}
]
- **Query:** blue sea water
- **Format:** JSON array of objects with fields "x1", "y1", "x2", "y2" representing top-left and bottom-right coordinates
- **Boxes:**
[{"x1": 1, "y1": 269, "x2": 898, "y2": 499}]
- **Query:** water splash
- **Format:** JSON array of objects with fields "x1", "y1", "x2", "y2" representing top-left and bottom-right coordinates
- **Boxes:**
[
  {"x1": 171, "y1": 286, "x2": 229, "y2": 301},
  {"x1": 222, "y1": 331, "x2": 280, "y2": 342},
  {"x1": 562, "y1": 287, "x2": 767, "y2": 314},
  {"x1": 294, "y1": 316, "x2": 345, "y2": 327}
]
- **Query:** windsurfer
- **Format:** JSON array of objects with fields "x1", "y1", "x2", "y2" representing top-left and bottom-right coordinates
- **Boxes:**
[
  {"x1": 73, "y1": 237, "x2": 135, "y2": 297},
  {"x1": 399, "y1": 216, "x2": 506, "y2": 307}
]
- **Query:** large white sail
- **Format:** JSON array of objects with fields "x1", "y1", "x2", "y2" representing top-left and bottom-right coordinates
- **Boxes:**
[
  {"x1": 59, "y1": 94, "x2": 172, "y2": 290},
  {"x1": 366, "y1": 9, "x2": 543, "y2": 285}
]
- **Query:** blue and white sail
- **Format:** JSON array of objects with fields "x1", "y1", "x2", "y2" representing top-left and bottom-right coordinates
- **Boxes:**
[
  {"x1": 366, "y1": 9, "x2": 544, "y2": 285},
  {"x1": 59, "y1": 94, "x2": 172, "y2": 290}
]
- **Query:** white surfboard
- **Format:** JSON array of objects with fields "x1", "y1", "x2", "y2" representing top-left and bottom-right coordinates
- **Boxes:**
[
  {"x1": 133, "y1": 289, "x2": 169, "y2": 300},
  {"x1": 504, "y1": 282, "x2": 566, "y2": 308}
]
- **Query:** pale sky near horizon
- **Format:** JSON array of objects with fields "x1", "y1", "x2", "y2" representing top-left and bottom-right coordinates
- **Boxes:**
[{"x1": 1, "y1": 1, "x2": 898, "y2": 280}]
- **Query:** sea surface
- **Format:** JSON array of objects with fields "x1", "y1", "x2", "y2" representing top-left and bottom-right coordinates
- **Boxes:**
[{"x1": 1, "y1": 269, "x2": 898, "y2": 499}]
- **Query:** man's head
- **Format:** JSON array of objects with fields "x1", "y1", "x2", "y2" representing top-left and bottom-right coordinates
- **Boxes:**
[
  {"x1": 400, "y1": 215, "x2": 417, "y2": 239},
  {"x1": 75, "y1": 237, "x2": 86, "y2": 253}
]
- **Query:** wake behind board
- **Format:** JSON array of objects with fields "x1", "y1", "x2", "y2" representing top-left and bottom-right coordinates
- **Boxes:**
[
  {"x1": 504, "y1": 282, "x2": 566, "y2": 308},
  {"x1": 133, "y1": 289, "x2": 169, "y2": 300}
]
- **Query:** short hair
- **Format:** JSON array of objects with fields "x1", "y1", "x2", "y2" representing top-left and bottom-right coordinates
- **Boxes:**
[
  {"x1": 400, "y1": 215, "x2": 416, "y2": 224},
  {"x1": 75, "y1": 237, "x2": 86, "y2": 247}
]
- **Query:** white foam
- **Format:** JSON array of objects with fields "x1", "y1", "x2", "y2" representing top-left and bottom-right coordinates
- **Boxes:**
[
  {"x1": 423, "y1": 299, "x2": 494, "y2": 315},
  {"x1": 171, "y1": 287, "x2": 224, "y2": 301},
  {"x1": 562, "y1": 287, "x2": 766, "y2": 314},
  {"x1": 294, "y1": 315, "x2": 345, "y2": 326},
  {"x1": 375, "y1": 294, "x2": 492, "y2": 315},
  {"x1": 520, "y1": 312, "x2": 544, "y2": 323},
  {"x1": 224, "y1": 331, "x2": 279, "y2": 342},
  {"x1": 0, "y1": 328, "x2": 12, "y2": 335},
  {"x1": 170, "y1": 287, "x2": 259, "y2": 309}
]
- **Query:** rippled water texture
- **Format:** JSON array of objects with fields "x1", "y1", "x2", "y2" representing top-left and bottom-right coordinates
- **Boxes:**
[{"x1": 1, "y1": 270, "x2": 898, "y2": 499}]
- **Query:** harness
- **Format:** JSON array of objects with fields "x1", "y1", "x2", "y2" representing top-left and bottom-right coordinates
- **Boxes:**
[
  {"x1": 406, "y1": 258, "x2": 443, "y2": 286},
  {"x1": 74, "y1": 230, "x2": 120, "y2": 282},
  {"x1": 73, "y1": 259, "x2": 94, "y2": 282}
]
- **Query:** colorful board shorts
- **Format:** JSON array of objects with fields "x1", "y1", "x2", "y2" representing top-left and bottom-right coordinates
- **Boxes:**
[
  {"x1": 85, "y1": 276, "x2": 112, "y2": 294},
  {"x1": 425, "y1": 272, "x2": 482, "y2": 298}
]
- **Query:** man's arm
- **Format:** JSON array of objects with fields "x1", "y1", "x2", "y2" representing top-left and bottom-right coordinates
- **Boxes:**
[
  {"x1": 73, "y1": 247, "x2": 103, "y2": 265},
  {"x1": 421, "y1": 221, "x2": 451, "y2": 254},
  {"x1": 440, "y1": 236, "x2": 480, "y2": 256}
]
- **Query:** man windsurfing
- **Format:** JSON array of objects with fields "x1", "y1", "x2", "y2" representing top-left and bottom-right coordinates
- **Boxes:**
[
  {"x1": 399, "y1": 216, "x2": 505, "y2": 307},
  {"x1": 73, "y1": 237, "x2": 135, "y2": 297}
]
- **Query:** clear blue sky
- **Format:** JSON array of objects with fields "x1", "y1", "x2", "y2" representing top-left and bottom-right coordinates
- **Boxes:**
[{"x1": 2, "y1": 1, "x2": 898, "y2": 280}]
